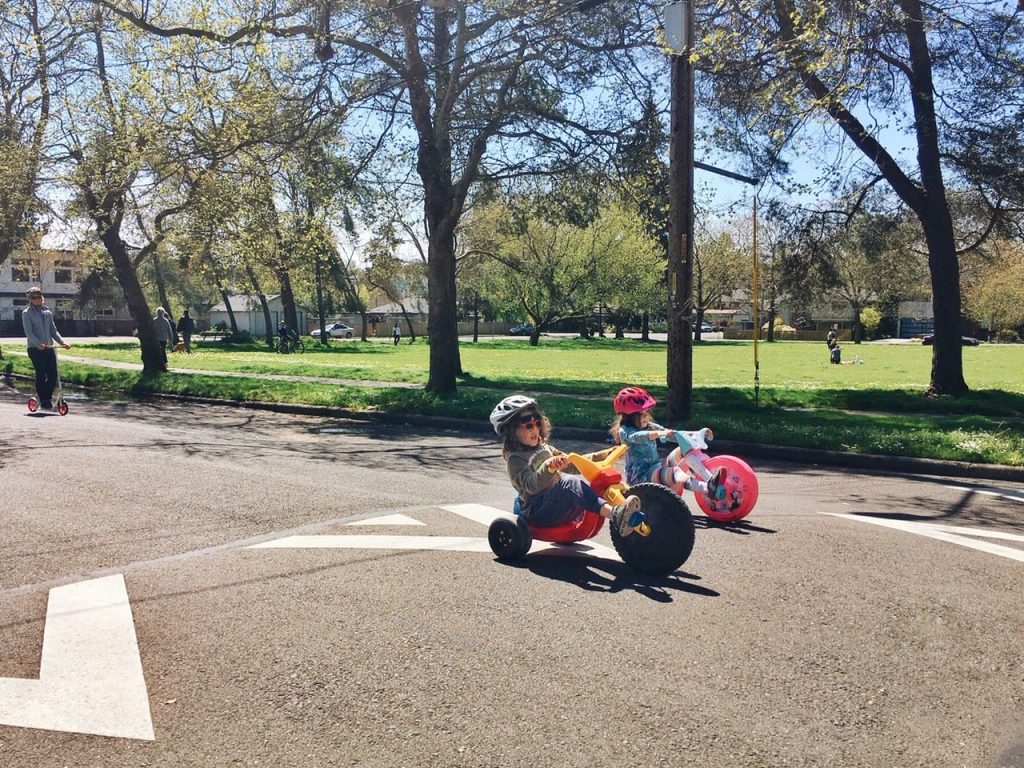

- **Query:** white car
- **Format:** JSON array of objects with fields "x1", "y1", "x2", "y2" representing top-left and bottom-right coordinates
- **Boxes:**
[{"x1": 310, "y1": 322, "x2": 355, "y2": 339}]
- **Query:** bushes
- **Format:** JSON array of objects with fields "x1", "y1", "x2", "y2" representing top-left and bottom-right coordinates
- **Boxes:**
[{"x1": 993, "y1": 329, "x2": 1021, "y2": 344}]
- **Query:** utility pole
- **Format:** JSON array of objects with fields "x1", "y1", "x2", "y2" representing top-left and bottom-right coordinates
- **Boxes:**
[{"x1": 664, "y1": 0, "x2": 695, "y2": 421}]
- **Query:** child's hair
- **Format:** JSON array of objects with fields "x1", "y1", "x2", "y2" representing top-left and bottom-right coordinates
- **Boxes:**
[
  {"x1": 500, "y1": 406, "x2": 552, "y2": 458},
  {"x1": 609, "y1": 411, "x2": 645, "y2": 442}
]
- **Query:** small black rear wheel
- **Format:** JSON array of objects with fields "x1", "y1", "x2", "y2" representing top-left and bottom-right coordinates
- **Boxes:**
[
  {"x1": 488, "y1": 516, "x2": 532, "y2": 561},
  {"x1": 609, "y1": 483, "x2": 695, "y2": 575}
]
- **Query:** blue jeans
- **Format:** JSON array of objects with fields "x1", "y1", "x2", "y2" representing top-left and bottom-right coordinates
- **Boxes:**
[{"x1": 525, "y1": 475, "x2": 603, "y2": 527}]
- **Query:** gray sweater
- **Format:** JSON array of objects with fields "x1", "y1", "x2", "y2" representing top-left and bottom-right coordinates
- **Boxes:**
[{"x1": 22, "y1": 304, "x2": 66, "y2": 349}]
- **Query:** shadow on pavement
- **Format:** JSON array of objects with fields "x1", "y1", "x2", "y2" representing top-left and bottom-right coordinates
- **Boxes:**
[{"x1": 504, "y1": 554, "x2": 720, "y2": 602}]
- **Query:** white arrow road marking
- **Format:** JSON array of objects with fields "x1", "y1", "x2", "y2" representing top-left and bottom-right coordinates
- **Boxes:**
[
  {"x1": 249, "y1": 534, "x2": 618, "y2": 559},
  {"x1": 251, "y1": 503, "x2": 621, "y2": 560},
  {"x1": 826, "y1": 514, "x2": 1024, "y2": 563},
  {"x1": 0, "y1": 574, "x2": 154, "y2": 740},
  {"x1": 441, "y1": 502, "x2": 508, "y2": 527},
  {"x1": 345, "y1": 514, "x2": 425, "y2": 526}
]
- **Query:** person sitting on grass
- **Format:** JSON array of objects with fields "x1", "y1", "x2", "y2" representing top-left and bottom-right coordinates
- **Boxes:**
[
  {"x1": 490, "y1": 395, "x2": 645, "y2": 536},
  {"x1": 610, "y1": 386, "x2": 726, "y2": 501}
]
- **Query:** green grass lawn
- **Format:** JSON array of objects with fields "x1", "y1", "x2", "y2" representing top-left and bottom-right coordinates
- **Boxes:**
[{"x1": 5, "y1": 336, "x2": 1023, "y2": 465}]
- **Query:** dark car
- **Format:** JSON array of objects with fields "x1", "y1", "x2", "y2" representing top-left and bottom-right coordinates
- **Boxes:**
[
  {"x1": 921, "y1": 334, "x2": 980, "y2": 346},
  {"x1": 509, "y1": 323, "x2": 535, "y2": 336}
]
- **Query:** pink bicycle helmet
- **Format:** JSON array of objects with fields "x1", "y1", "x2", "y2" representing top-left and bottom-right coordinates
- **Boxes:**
[{"x1": 614, "y1": 386, "x2": 656, "y2": 415}]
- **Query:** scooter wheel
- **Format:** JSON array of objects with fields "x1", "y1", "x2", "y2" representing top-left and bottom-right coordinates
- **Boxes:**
[
  {"x1": 694, "y1": 455, "x2": 759, "y2": 523},
  {"x1": 488, "y1": 516, "x2": 532, "y2": 561},
  {"x1": 609, "y1": 483, "x2": 695, "y2": 576},
  {"x1": 27, "y1": 397, "x2": 38, "y2": 412},
  {"x1": 57, "y1": 401, "x2": 69, "y2": 416}
]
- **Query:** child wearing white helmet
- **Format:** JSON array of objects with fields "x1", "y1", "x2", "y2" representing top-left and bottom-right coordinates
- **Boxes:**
[
  {"x1": 611, "y1": 386, "x2": 725, "y2": 501},
  {"x1": 490, "y1": 395, "x2": 644, "y2": 536}
]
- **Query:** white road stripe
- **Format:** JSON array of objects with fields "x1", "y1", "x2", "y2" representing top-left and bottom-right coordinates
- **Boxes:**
[
  {"x1": 345, "y1": 514, "x2": 425, "y2": 526},
  {"x1": 944, "y1": 485, "x2": 1024, "y2": 503},
  {"x1": 825, "y1": 514, "x2": 1024, "y2": 563},
  {"x1": 0, "y1": 574, "x2": 154, "y2": 740}
]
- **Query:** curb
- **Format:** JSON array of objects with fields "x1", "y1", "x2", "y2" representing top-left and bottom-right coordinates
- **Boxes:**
[{"x1": 5, "y1": 373, "x2": 1024, "y2": 483}]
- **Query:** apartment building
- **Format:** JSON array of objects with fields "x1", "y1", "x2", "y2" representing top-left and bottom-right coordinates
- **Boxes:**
[{"x1": 0, "y1": 237, "x2": 133, "y2": 336}]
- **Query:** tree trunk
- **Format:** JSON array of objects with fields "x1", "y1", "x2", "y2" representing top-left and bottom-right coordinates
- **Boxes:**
[
  {"x1": 426, "y1": 226, "x2": 461, "y2": 393},
  {"x1": 220, "y1": 288, "x2": 238, "y2": 332},
  {"x1": 923, "y1": 208, "x2": 967, "y2": 395},
  {"x1": 315, "y1": 255, "x2": 328, "y2": 345},
  {"x1": 245, "y1": 263, "x2": 274, "y2": 346},
  {"x1": 278, "y1": 269, "x2": 297, "y2": 330},
  {"x1": 152, "y1": 251, "x2": 173, "y2": 320},
  {"x1": 99, "y1": 228, "x2": 163, "y2": 374}
]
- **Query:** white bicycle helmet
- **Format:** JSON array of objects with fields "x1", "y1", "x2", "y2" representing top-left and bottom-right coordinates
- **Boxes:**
[{"x1": 489, "y1": 395, "x2": 537, "y2": 435}]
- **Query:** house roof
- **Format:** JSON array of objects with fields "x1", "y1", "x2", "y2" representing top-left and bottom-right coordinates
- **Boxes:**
[
  {"x1": 209, "y1": 294, "x2": 280, "y2": 312},
  {"x1": 367, "y1": 298, "x2": 429, "y2": 315}
]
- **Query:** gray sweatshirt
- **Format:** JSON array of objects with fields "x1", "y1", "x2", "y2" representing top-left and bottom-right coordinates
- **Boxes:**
[{"x1": 21, "y1": 304, "x2": 66, "y2": 349}]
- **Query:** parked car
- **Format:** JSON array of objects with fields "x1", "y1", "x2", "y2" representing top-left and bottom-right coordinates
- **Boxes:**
[
  {"x1": 310, "y1": 322, "x2": 355, "y2": 339},
  {"x1": 699, "y1": 322, "x2": 715, "y2": 333},
  {"x1": 921, "y1": 334, "x2": 980, "y2": 346},
  {"x1": 509, "y1": 323, "x2": 535, "y2": 336}
]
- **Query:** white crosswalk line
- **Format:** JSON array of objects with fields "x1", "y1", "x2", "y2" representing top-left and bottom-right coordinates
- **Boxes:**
[{"x1": 825, "y1": 514, "x2": 1024, "y2": 563}]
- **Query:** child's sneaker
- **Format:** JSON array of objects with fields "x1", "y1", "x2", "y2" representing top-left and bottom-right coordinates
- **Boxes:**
[
  {"x1": 707, "y1": 467, "x2": 727, "y2": 501},
  {"x1": 613, "y1": 495, "x2": 643, "y2": 536}
]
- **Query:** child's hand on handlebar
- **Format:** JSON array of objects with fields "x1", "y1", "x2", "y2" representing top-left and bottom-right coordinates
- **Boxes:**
[{"x1": 544, "y1": 453, "x2": 569, "y2": 474}]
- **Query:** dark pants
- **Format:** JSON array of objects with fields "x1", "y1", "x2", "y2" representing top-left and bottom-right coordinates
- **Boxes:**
[
  {"x1": 182, "y1": 333, "x2": 192, "y2": 353},
  {"x1": 159, "y1": 341, "x2": 168, "y2": 367},
  {"x1": 27, "y1": 346, "x2": 59, "y2": 406},
  {"x1": 526, "y1": 475, "x2": 603, "y2": 527}
]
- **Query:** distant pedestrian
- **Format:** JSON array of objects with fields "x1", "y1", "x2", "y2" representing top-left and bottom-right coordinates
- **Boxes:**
[
  {"x1": 830, "y1": 342, "x2": 842, "y2": 365},
  {"x1": 392, "y1": 323, "x2": 401, "y2": 346},
  {"x1": 178, "y1": 309, "x2": 195, "y2": 353},
  {"x1": 154, "y1": 307, "x2": 174, "y2": 367},
  {"x1": 826, "y1": 327, "x2": 837, "y2": 349}
]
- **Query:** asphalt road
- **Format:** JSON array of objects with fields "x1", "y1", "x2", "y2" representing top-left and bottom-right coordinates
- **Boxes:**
[{"x1": 1, "y1": 387, "x2": 1022, "y2": 768}]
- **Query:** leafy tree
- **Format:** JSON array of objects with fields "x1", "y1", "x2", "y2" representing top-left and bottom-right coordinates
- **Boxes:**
[
  {"x1": 467, "y1": 198, "x2": 663, "y2": 346},
  {"x1": 693, "y1": 227, "x2": 747, "y2": 338},
  {"x1": 965, "y1": 238, "x2": 1024, "y2": 336},
  {"x1": 700, "y1": 0, "x2": 1024, "y2": 395},
  {"x1": 102, "y1": 0, "x2": 659, "y2": 394},
  {"x1": 0, "y1": 0, "x2": 78, "y2": 264}
]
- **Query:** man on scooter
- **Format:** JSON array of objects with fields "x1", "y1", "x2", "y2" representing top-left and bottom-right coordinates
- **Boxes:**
[{"x1": 21, "y1": 287, "x2": 71, "y2": 410}]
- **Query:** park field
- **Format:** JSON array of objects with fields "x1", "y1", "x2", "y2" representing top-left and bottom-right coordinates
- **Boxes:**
[{"x1": 4, "y1": 337, "x2": 1023, "y2": 465}]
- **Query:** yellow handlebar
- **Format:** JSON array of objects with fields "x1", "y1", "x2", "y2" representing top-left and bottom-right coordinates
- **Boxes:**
[{"x1": 565, "y1": 442, "x2": 628, "y2": 481}]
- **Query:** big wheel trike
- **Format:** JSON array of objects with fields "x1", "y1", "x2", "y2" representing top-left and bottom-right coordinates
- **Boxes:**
[
  {"x1": 487, "y1": 443, "x2": 696, "y2": 576},
  {"x1": 664, "y1": 428, "x2": 759, "y2": 523}
]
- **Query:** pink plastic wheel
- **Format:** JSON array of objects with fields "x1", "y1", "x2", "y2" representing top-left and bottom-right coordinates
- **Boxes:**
[
  {"x1": 56, "y1": 400, "x2": 69, "y2": 416},
  {"x1": 27, "y1": 397, "x2": 38, "y2": 413},
  {"x1": 693, "y1": 455, "x2": 759, "y2": 523}
]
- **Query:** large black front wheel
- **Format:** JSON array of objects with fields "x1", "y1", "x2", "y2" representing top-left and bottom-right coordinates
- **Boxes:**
[{"x1": 609, "y1": 483, "x2": 695, "y2": 576}]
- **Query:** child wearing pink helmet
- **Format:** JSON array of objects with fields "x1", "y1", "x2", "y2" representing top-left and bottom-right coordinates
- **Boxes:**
[{"x1": 611, "y1": 386, "x2": 725, "y2": 500}]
